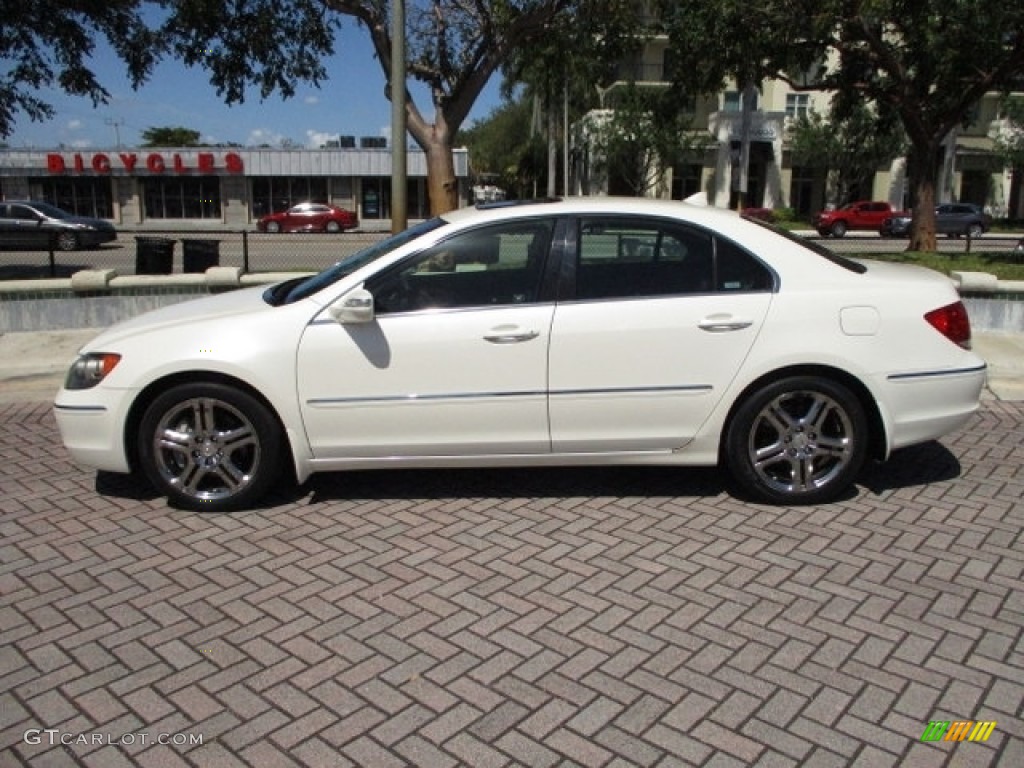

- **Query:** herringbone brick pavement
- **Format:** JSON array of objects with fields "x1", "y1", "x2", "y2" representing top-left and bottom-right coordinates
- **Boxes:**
[{"x1": 0, "y1": 400, "x2": 1022, "y2": 767}]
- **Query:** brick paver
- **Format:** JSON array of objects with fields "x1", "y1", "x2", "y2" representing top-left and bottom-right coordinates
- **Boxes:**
[{"x1": 1, "y1": 399, "x2": 1022, "y2": 766}]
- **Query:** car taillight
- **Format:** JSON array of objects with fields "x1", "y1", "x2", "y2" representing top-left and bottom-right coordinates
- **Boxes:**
[{"x1": 924, "y1": 301, "x2": 972, "y2": 349}]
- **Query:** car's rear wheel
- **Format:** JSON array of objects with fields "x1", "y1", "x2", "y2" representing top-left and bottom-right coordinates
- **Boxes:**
[
  {"x1": 325, "y1": 220, "x2": 341, "y2": 233},
  {"x1": 137, "y1": 382, "x2": 282, "y2": 512},
  {"x1": 830, "y1": 221, "x2": 848, "y2": 238},
  {"x1": 266, "y1": 221, "x2": 281, "y2": 233},
  {"x1": 56, "y1": 231, "x2": 78, "y2": 251},
  {"x1": 725, "y1": 376, "x2": 867, "y2": 505}
]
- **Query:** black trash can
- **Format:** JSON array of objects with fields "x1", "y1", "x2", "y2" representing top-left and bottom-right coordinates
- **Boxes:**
[
  {"x1": 182, "y1": 239, "x2": 221, "y2": 273},
  {"x1": 135, "y1": 236, "x2": 176, "y2": 274}
]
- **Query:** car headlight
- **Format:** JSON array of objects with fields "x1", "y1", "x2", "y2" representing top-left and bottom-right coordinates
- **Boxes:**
[{"x1": 65, "y1": 353, "x2": 121, "y2": 390}]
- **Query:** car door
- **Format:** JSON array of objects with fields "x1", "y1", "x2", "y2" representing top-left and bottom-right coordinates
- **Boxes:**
[
  {"x1": 296, "y1": 218, "x2": 557, "y2": 458},
  {"x1": 548, "y1": 216, "x2": 774, "y2": 453},
  {"x1": 2, "y1": 204, "x2": 49, "y2": 249}
]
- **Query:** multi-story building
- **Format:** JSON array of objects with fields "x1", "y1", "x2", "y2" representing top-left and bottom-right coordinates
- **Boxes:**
[{"x1": 574, "y1": 12, "x2": 1023, "y2": 219}]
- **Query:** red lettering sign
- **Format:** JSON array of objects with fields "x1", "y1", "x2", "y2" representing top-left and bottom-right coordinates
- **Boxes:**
[{"x1": 43, "y1": 151, "x2": 245, "y2": 175}]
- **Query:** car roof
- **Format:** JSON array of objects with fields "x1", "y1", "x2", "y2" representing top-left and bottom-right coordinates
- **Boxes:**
[{"x1": 438, "y1": 196, "x2": 745, "y2": 230}]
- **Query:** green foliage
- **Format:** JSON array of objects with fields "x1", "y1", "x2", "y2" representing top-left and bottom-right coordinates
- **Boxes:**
[
  {"x1": 657, "y1": 0, "x2": 1024, "y2": 251},
  {"x1": 787, "y1": 102, "x2": 906, "y2": 204},
  {"x1": 140, "y1": 126, "x2": 203, "y2": 147},
  {"x1": 992, "y1": 96, "x2": 1024, "y2": 170},
  {"x1": 585, "y1": 85, "x2": 711, "y2": 197},
  {"x1": 460, "y1": 99, "x2": 547, "y2": 198}
]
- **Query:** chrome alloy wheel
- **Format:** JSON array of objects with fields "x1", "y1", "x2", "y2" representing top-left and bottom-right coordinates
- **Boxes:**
[
  {"x1": 747, "y1": 389, "x2": 855, "y2": 495},
  {"x1": 152, "y1": 397, "x2": 262, "y2": 503}
]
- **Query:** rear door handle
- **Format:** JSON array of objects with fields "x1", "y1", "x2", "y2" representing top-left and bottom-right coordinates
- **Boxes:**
[{"x1": 698, "y1": 317, "x2": 753, "y2": 333}]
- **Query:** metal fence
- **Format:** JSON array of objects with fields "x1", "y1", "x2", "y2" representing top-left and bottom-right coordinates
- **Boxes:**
[
  {"x1": 0, "y1": 228, "x2": 390, "y2": 280},
  {"x1": 1, "y1": 227, "x2": 1021, "y2": 281}
]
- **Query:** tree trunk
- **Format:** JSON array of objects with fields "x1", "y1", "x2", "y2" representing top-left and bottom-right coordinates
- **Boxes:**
[
  {"x1": 906, "y1": 142, "x2": 941, "y2": 252},
  {"x1": 423, "y1": 135, "x2": 459, "y2": 215}
]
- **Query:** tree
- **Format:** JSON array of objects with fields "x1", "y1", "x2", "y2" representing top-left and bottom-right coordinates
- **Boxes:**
[
  {"x1": 787, "y1": 102, "x2": 906, "y2": 207},
  {"x1": 140, "y1": 126, "x2": 202, "y2": 147},
  {"x1": 582, "y1": 85, "x2": 712, "y2": 197},
  {"x1": 658, "y1": 0, "x2": 1024, "y2": 251},
  {"x1": 1, "y1": 1, "x2": 635, "y2": 216},
  {"x1": 991, "y1": 96, "x2": 1024, "y2": 218},
  {"x1": 460, "y1": 98, "x2": 547, "y2": 199}
]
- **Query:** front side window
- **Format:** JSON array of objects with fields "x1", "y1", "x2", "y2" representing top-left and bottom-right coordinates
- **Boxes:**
[{"x1": 367, "y1": 219, "x2": 555, "y2": 313}]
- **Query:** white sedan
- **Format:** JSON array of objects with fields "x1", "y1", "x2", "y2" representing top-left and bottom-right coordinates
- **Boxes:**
[{"x1": 54, "y1": 197, "x2": 986, "y2": 511}]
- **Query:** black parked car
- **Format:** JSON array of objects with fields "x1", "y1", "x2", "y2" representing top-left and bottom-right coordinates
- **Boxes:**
[
  {"x1": 0, "y1": 201, "x2": 117, "y2": 251},
  {"x1": 880, "y1": 203, "x2": 993, "y2": 238}
]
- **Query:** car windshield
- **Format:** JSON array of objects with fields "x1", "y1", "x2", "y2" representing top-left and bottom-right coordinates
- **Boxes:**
[
  {"x1": 29, "y1": 202, "x2": 70, "y2": 219},
  {"x1": 268, "y1": 217, "x2": 447, "y2": 305},
  {"x1": 742, "y1": 215, "x2": 867, "y2": 274}
]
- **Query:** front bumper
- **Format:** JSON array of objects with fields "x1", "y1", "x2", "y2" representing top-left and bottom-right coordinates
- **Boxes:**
[{"x1": 53, "y1": 386, "x2": 136, "y2": 474}]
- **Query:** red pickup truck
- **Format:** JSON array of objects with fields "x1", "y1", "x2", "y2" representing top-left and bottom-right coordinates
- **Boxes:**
[{"x1": 814, "y1": 201, "x2": 898, "y2": 238}]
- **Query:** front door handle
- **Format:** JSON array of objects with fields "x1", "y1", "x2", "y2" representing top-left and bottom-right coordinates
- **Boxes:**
[{"x1": 483, "y1": 326, "x2": 540, "y2": 344}]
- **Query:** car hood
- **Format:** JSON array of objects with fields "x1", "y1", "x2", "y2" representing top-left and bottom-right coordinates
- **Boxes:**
[{"x1": 81, "y1": 285, "x2": 276, "y2": 352}]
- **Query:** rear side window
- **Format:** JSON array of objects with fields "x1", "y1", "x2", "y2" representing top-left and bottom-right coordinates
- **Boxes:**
[{"x1": 573, "y1": 217, "x2": 773, "y2": 300}]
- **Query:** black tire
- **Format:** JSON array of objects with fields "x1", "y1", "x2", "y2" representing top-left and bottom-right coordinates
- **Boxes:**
[
  {"x1": 967, "y1": 223, "x2": 983, "y2": 238},
  {"x1": 830, "y1": 221, "x2": 848, "y2": 238},
  {"x1": 56, "y1": 231, "x2": 78, "y2": 251},
  {"x1": 137, "y1": 382, "x2": 283, "y2": 511},
  {"x1": 725, "y1": 376, "x2": 868, "y2": 505},
  {"x1": 325, "y1": 220, "x2": 341, "y2": 233},
  {"x1": 266, "y1": 221, "x2": 281, "y2": 233}
]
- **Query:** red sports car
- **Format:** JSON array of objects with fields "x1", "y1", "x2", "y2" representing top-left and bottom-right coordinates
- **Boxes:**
[{"x1": 257, "y1": 202, "x2": 358, "y2": 233}]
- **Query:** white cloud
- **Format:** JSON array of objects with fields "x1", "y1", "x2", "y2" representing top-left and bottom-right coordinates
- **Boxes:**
[
  {"x1": 70, "y1": 138, "x2": 94, "y2": 149},
  {"x1": 306, "y1": 130, "x2": 333, "y2": 148},
  {"x1": 246, "y1": 128, "x2": 287, "y2": 147},
  {"x1": 304, "y1": 95, "x2": 319, "y2": 106},
  {"x1": 66, "y1": 119, "x2": 83, "y2": 131}
]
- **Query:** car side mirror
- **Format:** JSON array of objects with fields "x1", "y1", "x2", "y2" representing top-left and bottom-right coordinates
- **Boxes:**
[{"x1": 329, "y1": 288, "x2": 375, "y2": 324}]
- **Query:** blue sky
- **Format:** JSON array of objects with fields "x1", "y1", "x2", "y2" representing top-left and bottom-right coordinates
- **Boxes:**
[{"x1": 6, "y1": 20, "x2": 504, "y2": 151}]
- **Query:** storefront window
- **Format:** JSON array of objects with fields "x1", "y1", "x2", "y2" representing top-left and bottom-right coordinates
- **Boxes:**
[
  {"x1": 143, "y1": 177, "x2": 221, "y2": 219},
  {"x1": 35, "y1": 178, "x2": 113, "y2": 218},
  {"x1": 251, "y1": 177, "x2": 328, "y2": 218}
]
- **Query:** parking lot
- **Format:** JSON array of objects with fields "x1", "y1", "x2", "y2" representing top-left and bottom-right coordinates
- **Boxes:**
[{"x1": 1, "y1": 393, "x2": 1022, "y2": 767}]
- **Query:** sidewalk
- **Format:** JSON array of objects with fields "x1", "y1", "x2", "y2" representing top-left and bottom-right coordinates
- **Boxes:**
[{"x1": 0, "y1": 326, "x2": 1021, "y2": 404}]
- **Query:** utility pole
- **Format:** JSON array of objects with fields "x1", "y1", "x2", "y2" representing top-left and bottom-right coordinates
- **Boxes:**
[
  {"x1": 105, "y1": 118, "x2": 125, "y2": 148},
  {"x1": 390, "y1": 0, "x2": 408, "y2": 233}
]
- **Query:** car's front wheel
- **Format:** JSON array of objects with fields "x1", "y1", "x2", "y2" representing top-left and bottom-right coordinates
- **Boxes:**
[
  {"x1": 137, "y1": 382, "x2": 283, "y2": 511},
  {"x1": 266, "y1": 221, "x2": 281, "y2": 233},
  {"x1": 967, "y1": 223, "x2": 983, "y2": 238},
  {"x1": 725, "y1": 376, "x2": 868, "y2": 505},
  {"x1": 830, "y1": 221, "x2": 848, "y2": 238}
]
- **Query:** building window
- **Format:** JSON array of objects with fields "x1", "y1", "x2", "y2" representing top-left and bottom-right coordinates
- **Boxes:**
[
  {"x1": 143, "y1": 177, "x2": 221, "y2": 219},
  {"x1": 786, "y1": 94, "x2": 810, "y2": 119},
  {"x1": 723, "y1": 90, "x2": 758, "y2": 113},
  {"x1": 35, "y1": 178, "x2": 113, "y2": 218},
  {"x1": 251, "y1": 177, "x2": 328, "y2": 218}
]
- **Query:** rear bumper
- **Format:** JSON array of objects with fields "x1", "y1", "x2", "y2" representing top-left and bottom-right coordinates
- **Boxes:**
[{"x1": 877, "y1": 362, "x2": 987, "y2": 452}]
